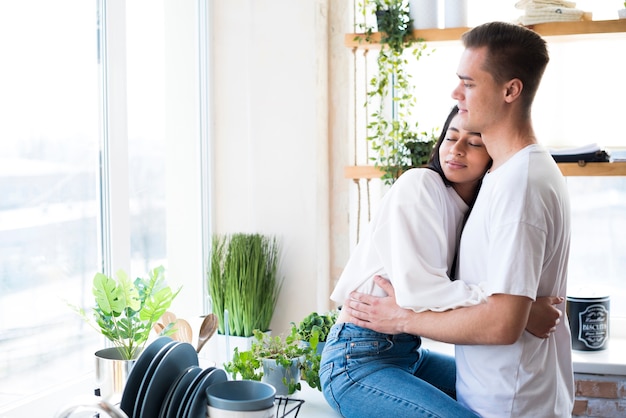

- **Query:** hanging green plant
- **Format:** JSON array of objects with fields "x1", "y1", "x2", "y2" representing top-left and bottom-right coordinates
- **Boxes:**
[{"x1": 358, "y1": 0, "x2": 437, "y2": 185}]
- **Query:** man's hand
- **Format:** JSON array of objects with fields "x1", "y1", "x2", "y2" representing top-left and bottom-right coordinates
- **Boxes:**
[
  {"x1": 343, "y1": 276, "x2": 414, "y2": 335},
  {"x1": 526, "y1": 296, "x2": 563, "y2": 338}
]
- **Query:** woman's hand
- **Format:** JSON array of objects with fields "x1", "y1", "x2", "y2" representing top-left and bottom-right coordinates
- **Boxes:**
[
  {"x1": 343, "y1": 276, "x2": 413, "y2": 335},
  {"x1": 526, "y1": 296, "x2": 563, "y2": 338}
]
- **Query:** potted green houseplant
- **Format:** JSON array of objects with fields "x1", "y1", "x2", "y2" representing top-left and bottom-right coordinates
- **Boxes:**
[
  {"x1": 223, "y1": 328, "x2": 309, "y2": 396},
  {"x1": 294, "y1": 310, "x2": 338, "y2": 353},
  {"x1": 294, "y1": 310, "x2": 339, "y2": 391},
  {"x1": 72, "y1": 265, "x2": 180, "y2": 360},
  {"x1": 359, "y1": 0, "x2": 436, "y2": 184},
  {"x1": 70, "y1": 265, "x2": 180, "y2": 399},
  {"x1": 619, "y1": 2, "x2": 626, "y2": 19},
  {"x1": 208, "y1": 233, "x2": 283, "y2": 338}
]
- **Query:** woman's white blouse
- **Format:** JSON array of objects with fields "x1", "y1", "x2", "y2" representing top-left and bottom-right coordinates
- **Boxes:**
[{"x1": 330, "y1": 168, "x2": 487, "y2": 312}]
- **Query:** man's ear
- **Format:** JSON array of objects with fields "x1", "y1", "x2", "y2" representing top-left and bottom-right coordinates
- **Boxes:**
[{"x1": 504, "y1": 79, "x2": 523, "y2": 103}]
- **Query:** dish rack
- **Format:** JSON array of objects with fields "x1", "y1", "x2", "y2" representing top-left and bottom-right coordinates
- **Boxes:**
[
  {"x1": 275, "y1": 397, "x2": 305, "y2": 418},
  {"x1": 56, "y1": 396, "x2": 305, "y2": 418}
]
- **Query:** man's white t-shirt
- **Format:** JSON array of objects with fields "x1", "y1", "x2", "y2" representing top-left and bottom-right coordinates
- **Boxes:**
[
  {"x1": 455, "y1": 145, "x2": 575, "y2": 417},
  {"x1": 331, "y1": 168, "x2": 487, "y2": 312}
]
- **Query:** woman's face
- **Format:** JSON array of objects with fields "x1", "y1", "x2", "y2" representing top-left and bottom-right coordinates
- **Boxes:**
[{"x1": 439, "y1": 114, "x2": 491, "y2": 199}]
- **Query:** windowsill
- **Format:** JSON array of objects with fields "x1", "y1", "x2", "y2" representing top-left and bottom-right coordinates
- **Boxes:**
[{"x1": 422, "y1": 317, "x2": 626, "y2": 376}]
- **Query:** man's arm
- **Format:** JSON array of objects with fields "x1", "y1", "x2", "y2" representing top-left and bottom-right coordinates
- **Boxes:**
[{"x1": 344, "y1": 276, "x2": 559, "y2": 345}]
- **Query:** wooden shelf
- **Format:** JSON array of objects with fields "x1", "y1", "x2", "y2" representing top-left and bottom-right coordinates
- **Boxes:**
[
  {"x1": 344, "y1": 162, "x2": 626, "y2": 179},
  {"x1": 345, "y1": 19, "x2": 626, "y2": 48}
]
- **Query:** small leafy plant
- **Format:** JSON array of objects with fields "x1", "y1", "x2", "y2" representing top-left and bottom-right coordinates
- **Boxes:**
[
  {"x1": 224, "y1": 328, "x2": 309, "y2": 395},
  {"x1": 294, "y1": 311, "x2": 338, "y2": 391},
  {"x1": 295, "y1": 310, "x2": 338, "y2": 344},
  {"x1": 72, "y1": 265, "x2": 180, "y2": 360}
]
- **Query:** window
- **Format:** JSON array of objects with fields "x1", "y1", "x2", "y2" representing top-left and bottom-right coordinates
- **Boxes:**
[
  {"x1": 0, "y1": 1, "x2": 209, "y2": 412},
  {"x1": 0, "y1": 0, "x2": 102, "y2": 405},
  {"x1": 349, "y1": 1, "x2": 626, "y2": 321},
  {"x1": 567, "y1": 177, "x2": 626, "y2": 317}
]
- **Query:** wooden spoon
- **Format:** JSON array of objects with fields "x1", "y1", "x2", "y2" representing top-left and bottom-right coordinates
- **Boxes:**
[
  {"x1": 172, "y1": 318, "x2": 193, "y2": 343},
  {"x1": 196, "y1": 313, "x2": 218, "y2": 353},
  {"x1": 153, "y1": 322, "x2": 165, "y2": 335},
  {"x1": 160, "y1": 311, "x2": 177, "y2": 327}
]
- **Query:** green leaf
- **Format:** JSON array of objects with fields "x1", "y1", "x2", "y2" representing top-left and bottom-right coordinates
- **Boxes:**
[
  {"x1": 93, "y1": 272, "x2": 123, "y2": 316},
  {"x1": 116, "y1": 270, "x2": 141, "y2": 313}
]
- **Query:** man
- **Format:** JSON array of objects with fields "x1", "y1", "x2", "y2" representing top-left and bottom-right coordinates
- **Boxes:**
[{"x1": 345, "y1": 21, "x2": 574, "y2": 417}]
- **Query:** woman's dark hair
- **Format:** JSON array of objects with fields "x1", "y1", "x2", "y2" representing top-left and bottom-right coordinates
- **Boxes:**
[{"x1": 427, "y1": 105, "x2": 459, "y2": 187}]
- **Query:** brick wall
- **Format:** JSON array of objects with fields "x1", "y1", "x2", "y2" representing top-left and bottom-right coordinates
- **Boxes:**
[{"x1": 572, "y1": 373, "x2": 626, "y2": 417}]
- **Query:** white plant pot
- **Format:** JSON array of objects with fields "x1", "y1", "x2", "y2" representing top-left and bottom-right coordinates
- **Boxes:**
[
  {"x1": 202, "y1": 332, "x2": 270, "y2": 368},
  {"x1": 409, "y1": 0, "x2": 439, "y2": 30},
  {"x1": 619, "y1": 9, "x2": 626, "y2": 19},
  {"x1": 444, "y1": 0, "x2": 468, "y2": 28}
]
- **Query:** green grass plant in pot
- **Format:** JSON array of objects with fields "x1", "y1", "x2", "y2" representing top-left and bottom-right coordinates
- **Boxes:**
[
  {"x1": 223, "y1": 328, "x2": 309, "y2": 396},
  {"x1": 209, "y1": 233, "x2": 283, "y2": 338}
]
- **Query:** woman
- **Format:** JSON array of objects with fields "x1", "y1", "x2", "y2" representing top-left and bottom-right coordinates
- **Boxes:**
[{"x1": 319, "y1": 106, "x2": 488, "y2": 417}]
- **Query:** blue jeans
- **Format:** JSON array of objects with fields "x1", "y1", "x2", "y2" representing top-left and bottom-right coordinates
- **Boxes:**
[{"x1": 319, "y1": 323, "x2": 479, "y2": 418}]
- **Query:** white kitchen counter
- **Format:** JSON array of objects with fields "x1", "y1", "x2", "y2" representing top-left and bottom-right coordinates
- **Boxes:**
[
  {"x1": 0, "y1": 372, "x2": 340, "y2": 418},
  {"x1": 3, "y1": 329, "x2": 624, "y2": 417}
]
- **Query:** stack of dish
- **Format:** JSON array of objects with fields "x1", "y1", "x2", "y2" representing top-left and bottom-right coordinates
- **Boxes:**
[
  {"x1": 119, "y1": 336, "x2": 228, "y2": 418},
  {"x1": 206, "y1": 380, "x2": 276, "y2": 418}
]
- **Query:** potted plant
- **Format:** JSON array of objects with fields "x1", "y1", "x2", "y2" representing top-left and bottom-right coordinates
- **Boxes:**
[
  {"x1": 208, "y1": 233, "x2": 283, "y2": 338},
  {"x1": 72, "y1": 265, "x2": 180, "y2": 360},
  {"x1": 619, "y1": 2, "x2": 626, "y2": 19},
  {"x1": 223, "y1": 328, "x2": 309, "y2": 396},
  {"x1": 294, "y1": 310, "x2": 338, "y2": 391},
  {"x1": 359, "y1": 0, "x2": 436, "y2": 184},
  {"x1": 294, "y1": 310, "x2": 338, "y2": 353},
  {"x1": 70, "y1": 265, "x2": 180, "y2": 399}
]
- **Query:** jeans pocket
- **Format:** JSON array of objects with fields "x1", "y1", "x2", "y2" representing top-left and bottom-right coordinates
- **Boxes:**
[{"x1": 347, "y1": 337, "x2": 393, "y2": 359}]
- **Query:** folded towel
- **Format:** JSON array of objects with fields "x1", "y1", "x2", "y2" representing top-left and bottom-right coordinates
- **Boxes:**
[
  {"x1": 515, "y1": 0, "x2": 585, "y2": 25},
  {"x1": 516, "y1": 0, "x2": 577, "y2": 9}
]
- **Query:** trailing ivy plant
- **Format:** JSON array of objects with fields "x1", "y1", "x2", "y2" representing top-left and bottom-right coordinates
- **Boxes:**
[{"x1": 358, "y1": 0, "x2": 436, "y2": 184}]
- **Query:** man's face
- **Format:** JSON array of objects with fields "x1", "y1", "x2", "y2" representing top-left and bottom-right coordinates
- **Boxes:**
[{"x1": 451, "y1": 46, "x2": 504, "y2": 134}]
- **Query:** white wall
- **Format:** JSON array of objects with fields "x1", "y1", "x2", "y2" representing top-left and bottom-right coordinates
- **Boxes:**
[{"x1": 210, "y1": 0, "x2": 334, "y2": 334}]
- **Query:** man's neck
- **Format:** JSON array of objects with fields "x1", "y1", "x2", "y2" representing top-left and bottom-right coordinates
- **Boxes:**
[{"x1": 484, "y1": 124, "x2": 537, "y2": 171}]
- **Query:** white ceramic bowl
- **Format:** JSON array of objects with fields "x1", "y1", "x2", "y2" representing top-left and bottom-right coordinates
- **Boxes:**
[{"x1": 207, "y1": 405, "x2": 275, "y2": 418}]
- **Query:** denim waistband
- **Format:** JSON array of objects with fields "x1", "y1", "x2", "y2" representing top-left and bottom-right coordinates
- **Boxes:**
[{"x1": 328, "y1": 322, "x2": 421, "y2": 343}]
